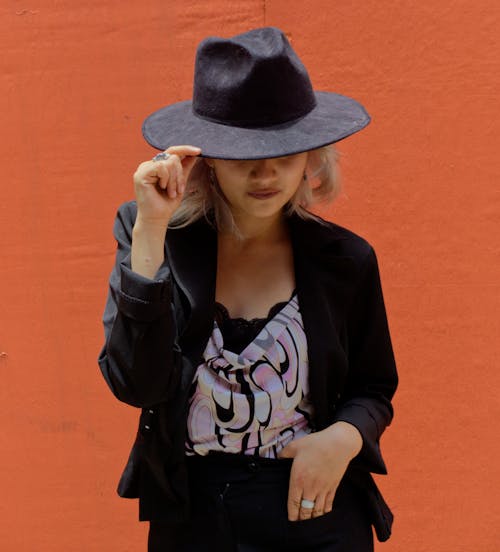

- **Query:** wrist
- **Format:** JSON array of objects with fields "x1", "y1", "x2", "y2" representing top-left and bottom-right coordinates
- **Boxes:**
[
  {"x1": 131, "y1": 218, "x2": 167, "y2": 279},
  {"x1": 321, "y1": 421, "x2": 363, "y2": 461},
  {"x1": 134, "y1": 215, "x2": 169, "y2": 235}
]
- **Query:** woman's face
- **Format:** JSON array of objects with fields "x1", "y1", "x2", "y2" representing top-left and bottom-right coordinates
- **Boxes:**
[{"x1": 207, "y1": 152, "x2": 308, "y2": 221}]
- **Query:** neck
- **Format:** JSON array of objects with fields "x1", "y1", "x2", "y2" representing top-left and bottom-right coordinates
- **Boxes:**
[{"x1": 220, "y1": 210, "x2": 289, "y2": 246}]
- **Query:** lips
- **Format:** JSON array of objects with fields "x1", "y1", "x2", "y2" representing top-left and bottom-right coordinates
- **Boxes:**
[{"x1": 248, "y1": 189, "x2": 280, "y2": 198}]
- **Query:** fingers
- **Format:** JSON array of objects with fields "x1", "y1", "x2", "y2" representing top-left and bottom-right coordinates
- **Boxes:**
[
  {"x1": 287, "y1": 488, "x2": 303, "y2": 522},
  {"x1": 287, "y1": 471, "x2": 319, "y2": 521},
  {"x1": 165, "y1": 146, "x2": 202, "y2": 188},
  {"x1": 165, "y1": 145, "x2": 202, "y2": 159},
  {"x1": 286, "y1": 460, "x2": 339, "y2": 521},
  {"x1": 290, "y1": 494, "x2": 320, "y2": 521},
  {"x1": 163, "y1": 146, "x2": 201, "y2": 195},
  {"x1": 150, "y1": 159, "x2": 179, "y2": 198},
  {"x1": 141, "y1": 146, "x2": 201, "y2": 199},
  {"x1": 311, "y1": 490, "x2": 335, "y2": 518},
  {"x1": 294, "y1": 487, "x2": 337, "y2": 521},
  {"x1": 289, "y1": 492, "x2": 331, "y2": 521},
  {"x1": 323, "y1": 489, "x2": 336, "y2": 514},
  {"x1": 298, "y1": 497, "x2": 316, "y2": 521}
]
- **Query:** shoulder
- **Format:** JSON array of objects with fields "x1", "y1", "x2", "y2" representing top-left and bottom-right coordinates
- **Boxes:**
[
  {"x1": 289, "y1": 212, "x2": 376, "y2": 270},
  {"x1": 317, "y1": 215, "x2": 374, "y2": 255}
]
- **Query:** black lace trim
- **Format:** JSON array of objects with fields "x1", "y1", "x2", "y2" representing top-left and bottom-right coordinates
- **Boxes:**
[
  {"x1": 214, "y1": 290, "x2": 296, "y2": 354},
  {"x1": 214, "y1": 300, "x2": 287, "y2": 326}
]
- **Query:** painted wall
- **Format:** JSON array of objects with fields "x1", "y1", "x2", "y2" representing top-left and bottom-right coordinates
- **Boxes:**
[{"x1": 1, "y1": 1, "x2": 498, "y2": 550}]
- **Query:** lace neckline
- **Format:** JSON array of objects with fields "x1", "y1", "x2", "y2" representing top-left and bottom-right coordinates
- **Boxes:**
[
  {"x1": 209, "y1": 292, "x2": 300, "y2": 364},
  {"x1": 215, "y1": 289, "x2": 297, "y2": 324}
]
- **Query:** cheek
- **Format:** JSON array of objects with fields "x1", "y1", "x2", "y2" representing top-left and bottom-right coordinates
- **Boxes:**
[
  {"x1": 285, "y1": 171, "x2": 305, "y2": 193},
  {"x1": 215, "y1": 173, "x2": 244, "y2": 203}
]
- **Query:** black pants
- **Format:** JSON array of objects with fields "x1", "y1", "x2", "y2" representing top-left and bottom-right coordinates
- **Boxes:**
[{"x1": 148, "y1": 454, "x2": 374, "y2": 552}]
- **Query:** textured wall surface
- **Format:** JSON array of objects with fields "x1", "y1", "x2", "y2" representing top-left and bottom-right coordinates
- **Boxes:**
[{"x1": 1, "y1": 1, "x2": 499, "y2": 550}]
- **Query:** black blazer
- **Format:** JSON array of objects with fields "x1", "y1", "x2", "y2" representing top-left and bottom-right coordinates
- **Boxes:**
[{"x1": 98, "y1": 201, "x2": 398, "y2": 541}]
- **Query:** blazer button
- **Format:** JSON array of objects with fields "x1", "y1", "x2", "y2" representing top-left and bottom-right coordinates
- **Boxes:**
[
  {"x1": 144, "y1": 425, "x2": 151, "y2": 431},
  {"x1": 148, "y1": 409, "x2": 154, "y2": 414},
  {"x1": 247, "y1": 461, "x2": 259, "y2": 473}
]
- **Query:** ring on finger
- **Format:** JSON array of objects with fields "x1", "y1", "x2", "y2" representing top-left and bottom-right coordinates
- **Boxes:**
[
  {"x1": 152, "y1": 152, "x2": 171, "y2": 162},
  {"x1": 300, "y1": 498, "x2": 315, "y2": 510}
]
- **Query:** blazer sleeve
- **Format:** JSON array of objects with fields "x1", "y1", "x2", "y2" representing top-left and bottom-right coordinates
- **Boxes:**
[
  {"x1": 333, "y1": 245, "x2": 398, "y2": 474},
  {"x1": 97, "y1": 202, "x2": 182, "y2": 408}
]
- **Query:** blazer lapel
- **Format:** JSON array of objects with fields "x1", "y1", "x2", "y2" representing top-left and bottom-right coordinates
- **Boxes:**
[
  {"x1": 287, "y1": 214, "x2": 357, "y2": 429},
  {"x1": 165, "y1": 217, "x2": 218, "y2": 387}
]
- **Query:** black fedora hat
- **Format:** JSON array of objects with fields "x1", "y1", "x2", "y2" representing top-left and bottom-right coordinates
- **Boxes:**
[{"x1": 142, "y1": 27, "x2": 370, "y2": 160}]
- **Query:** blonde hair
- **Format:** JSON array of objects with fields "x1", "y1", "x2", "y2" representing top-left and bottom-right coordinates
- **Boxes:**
[{"x1": 168, "y1": 144, "x2": 341, "y2": 235}]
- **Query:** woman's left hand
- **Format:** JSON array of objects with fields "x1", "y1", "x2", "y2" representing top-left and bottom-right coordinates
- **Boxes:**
[{"x1": 278, "y1": 421, "x2": 363, "y2": 521}]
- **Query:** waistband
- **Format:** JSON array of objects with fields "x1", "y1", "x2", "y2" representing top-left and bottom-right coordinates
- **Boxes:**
[{"x1": 185, "y1": 452, "x2": 293, "y2": 479}]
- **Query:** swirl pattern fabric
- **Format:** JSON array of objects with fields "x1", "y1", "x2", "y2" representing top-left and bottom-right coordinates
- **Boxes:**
[{"x1": 185, "y1": 294, "x2": 314, "y2": 458}]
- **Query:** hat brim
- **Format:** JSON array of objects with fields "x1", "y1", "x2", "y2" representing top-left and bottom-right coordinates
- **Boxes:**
[{"x1": 142, "y1": 91, "x2": 370, "y2": 160}]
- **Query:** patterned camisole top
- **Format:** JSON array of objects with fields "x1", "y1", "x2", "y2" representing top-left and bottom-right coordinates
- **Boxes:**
[{"x1": 185, "y1": 290, "x2": 314, "y2": 458}]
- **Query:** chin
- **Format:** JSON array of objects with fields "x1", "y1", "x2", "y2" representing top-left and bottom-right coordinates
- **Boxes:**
[{"x1": 248, "y1": 206, "x2": 285, "y2": 219}]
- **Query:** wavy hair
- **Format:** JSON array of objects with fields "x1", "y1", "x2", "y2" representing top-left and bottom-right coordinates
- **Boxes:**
[{"x1": 168, "y1": 144, "x2": 341, "y2": 236}]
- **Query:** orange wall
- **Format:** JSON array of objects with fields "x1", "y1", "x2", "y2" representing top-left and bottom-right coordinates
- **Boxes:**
[{"x1": 1, "y1": 1, "x2": 499, "y2": 550}]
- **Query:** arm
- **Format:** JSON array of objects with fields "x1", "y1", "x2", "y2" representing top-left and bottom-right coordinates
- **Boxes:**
[
  {"x1": 97, "y1": 145, "x2": 201, "y2": 407},
  {"x1": 279, "y1": 244, "x2": 397, "y2": 521},
  {"x1": 97, "y1": 201, "x2": 180, "y2": 407},
  {"x1": 332, "y1": 245, "x2": 398, "y2": 474}
]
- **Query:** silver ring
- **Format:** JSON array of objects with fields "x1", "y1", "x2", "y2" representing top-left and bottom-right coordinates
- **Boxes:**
[
  {"x1": 300, "y1": 498, "x2": 315, "y2": 509},
  {"x1": 152, "y1": 152, "x2": 171, "y2": 162}
]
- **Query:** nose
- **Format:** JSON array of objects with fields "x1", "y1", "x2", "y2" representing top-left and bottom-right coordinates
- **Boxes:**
[{"x1": 250, "y1": 159, "x2": 277, "y2": 181}]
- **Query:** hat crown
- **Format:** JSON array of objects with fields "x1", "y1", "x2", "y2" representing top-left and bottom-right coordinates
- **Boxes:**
[{"x1": 192, "y1": 27, "x2": 316, "y2": 128}]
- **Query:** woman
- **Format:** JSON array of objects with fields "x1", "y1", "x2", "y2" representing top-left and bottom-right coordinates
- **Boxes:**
[{"x1": 99, "y1": 27, "x2": 398, "y2": 551}]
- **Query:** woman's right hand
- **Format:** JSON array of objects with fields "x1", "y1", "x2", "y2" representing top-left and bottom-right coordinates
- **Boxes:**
[{"x1": 133, "y1": 145, "x2": 202, "y2": 228}]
